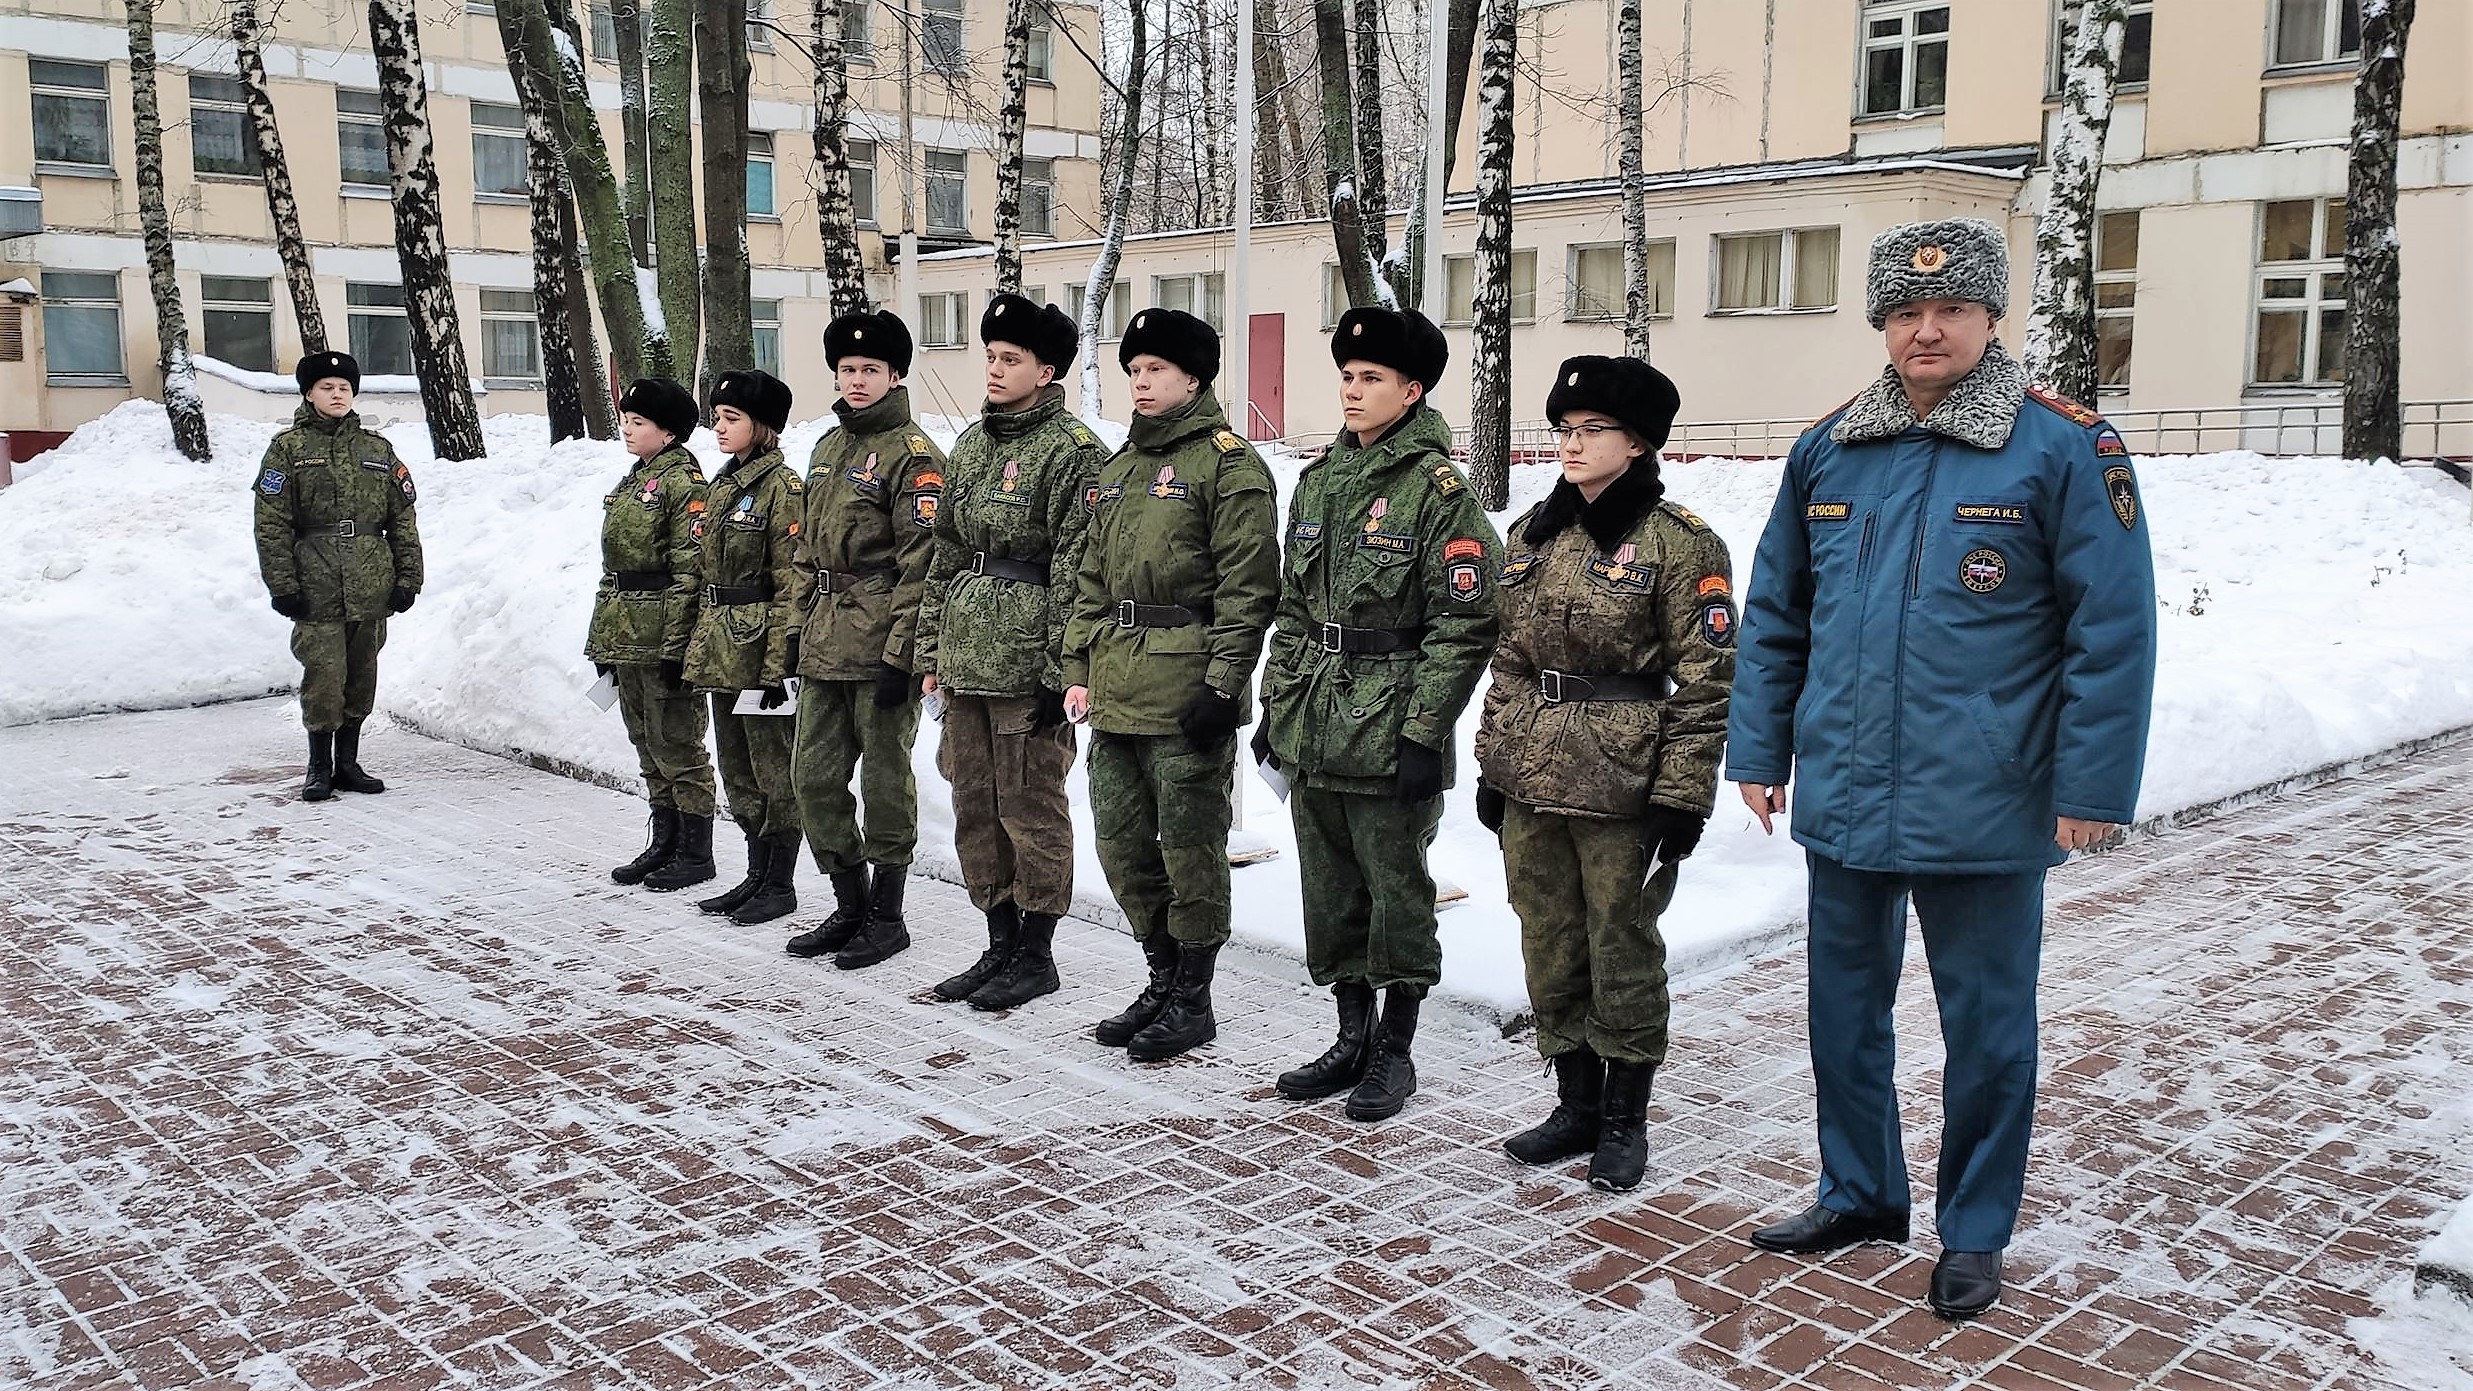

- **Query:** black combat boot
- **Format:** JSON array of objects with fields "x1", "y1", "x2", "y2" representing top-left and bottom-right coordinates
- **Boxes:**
[
  {"x1": 730, "y1": 832, "x2": 802, "y2": 925},
  {"x1": 834, "y1": 865, "x2": 912, "y2": 969},
  {"x1": 1588, "y1": 1059, "x2": 1656, "y2": 1192},
  {"x1": 1275, "y1": 981, "x2": 1377, "y2": 1101},
  {"x1": 1093, "y1": 933, "x2": 1182, "y2": 1047},
  {"x1": 302, "y1": 731, "x2": 335, "y2": 802},
  {"x1": 935, "y1": 902, "x2": 1020, "y2": 1001},
  {"x1": 969, "y1": 911, "x2": 1060, "y2": 1011},
  {"x1": 644, "y1": 813, "x2": 717, "y2": 892},
  {"x1": 786, "y1": 866, "x2": 870, "y2": 957},
  {"x1": 1125, "y1": 942, "x2": 1220, "y2": 1062},
  {"x1": 612, "y1": 806, "x2": 681, "y2": 885},
  {"x1": 330, "y1": 720, "x2": 386, "y2": 794},
  {"x1": 1504, "y1": 1049, "x2": 1605, "y2": 1166},
  {"x1": 1345, "y1": 986, "x2": 1425, "y2": 1122},
  {"x1": 697, "y1": 827, "x2": 768, "y2": 914}
]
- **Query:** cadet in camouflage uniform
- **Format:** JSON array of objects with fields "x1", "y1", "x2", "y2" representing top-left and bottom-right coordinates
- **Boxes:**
[
  {"x1": 590, "y1": 378, "x2": 719, "y2": 891},
  {"x1": 1474, "y1": 355, "x2": 1732, "y2": 1194},
  {"x1": 915, "y1": 294, "x2": 1106, "y2": 1013},
  {"x1": 1063, "y1": 307, "x2": 1281, "y2": 1063},
  {"x1": 251, "y1": 350, "x2": 423, "y2": 802},
  {"x1": 1255, "y1": 307, "x2": 1500, "y2": 1122},
  {"x1": 784, "y1": 310, "x2": 946, "y2": 970},
  {"x1": 682, "y1": 369, "x2": 807, "y2": 926}
]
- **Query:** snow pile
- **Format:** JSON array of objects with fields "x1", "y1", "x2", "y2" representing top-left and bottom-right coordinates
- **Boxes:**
[
  {"x1": 2419, "y1": 1196, "x2": 2473, "y2": 1305},
  {"x1": 5, "y1": 401, "x2": 2473, "y2": 1015}
]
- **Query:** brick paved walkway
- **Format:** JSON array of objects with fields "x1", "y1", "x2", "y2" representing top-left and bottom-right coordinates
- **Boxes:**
[{"x1": 2, "y1": 701, "x2": 2468, "y2": 1390}]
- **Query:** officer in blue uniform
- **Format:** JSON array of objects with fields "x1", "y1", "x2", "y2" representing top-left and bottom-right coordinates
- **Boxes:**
[{"x1": 1726, "y1": 218, "x2": 2157, "y2": 1321}]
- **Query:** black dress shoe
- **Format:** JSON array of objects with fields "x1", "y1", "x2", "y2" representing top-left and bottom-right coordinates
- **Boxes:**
[
  {"x1": 1747, "y1": 1202, "x2": 1910, "y2": 1254},
  {"x1": 1928, "y1": 1249, "x2": 2002, "y2": 1320}
]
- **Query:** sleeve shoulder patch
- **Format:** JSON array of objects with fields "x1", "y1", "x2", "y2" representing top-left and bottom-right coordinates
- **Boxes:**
[
  {"x1": 2093, "y1": 424, "x2": 2130, "y2": 458},
  {"x1": 1427, "y1": 461, "x2": 1467, "y2": 497},
  {"x1": 2027, "y1": 384, "x2": 2104, "y2": 428},
  {"x1": 912, "y1": 468, "x2": 945, "y2": 491},
  {"x1": 1214, "y1": 429, "x2": 1247, "y2": 455},
  {"x1": 907, "y1": 432, "x2": 935, "y2": 459}
]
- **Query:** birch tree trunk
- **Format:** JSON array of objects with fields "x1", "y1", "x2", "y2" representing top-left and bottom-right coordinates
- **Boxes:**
[
  {"x1": 1194, "y1": 0, "x2": 1223, "y2": 225},
  {"x1": 648, "y1": 0, "x2": 700, "y2": 373},
  {"x1": 560, "y1": 190, "x2": 617, "y2": 436},
  {"x1": 2343, "y1": 0, "x2": 2414, "y2": 463},
  {"x1": 695, "y1": 0, "x2": 753, "y2": 390},
  {"x1": 370, "y1": 0, "x2": 486, "y2": 461},
  {"x1": 127, "y1": 0, "x2": 210, "y2": 461},
  {"x1": 2020, "y1": 0, "x2": 2125, "y2": 404},
  {"x1": 527, "y1": 98, "x2": 588, "y2": 441},
  {"x1": 1616, "y1": 0, "x2": 1649, "y2": 358},
  {"x1": 234, "y1": 0, "x2": 325, "y2": 354},
  {"x1": 508, "y1": 0, "x2": 653, "y2": 384},
  {"x1": 1399, "y1": 0, "x2": 1478, "y2": 312},
  {"x1": 1468, "y1": 0, "x2": 1514, "y2": 508},
  {"x1": 614, "y1": 0, "x2": 651, "y2": 261},
  {"x1": 992, "y1": 0, "x2": 1034, "y2": 292},
  {"x1": 1314, "y1": 0, "x2": 1387, "y2": 308},
  {"x1": 1079, "y1": 0, "x2": 1147, "y2": 416},
  {"x1": 1351, "y1": 0, "x2": 1392, "y2": 292},
  {"x1": 810, "y1": 0, "x2": 868, "y2": 314}
]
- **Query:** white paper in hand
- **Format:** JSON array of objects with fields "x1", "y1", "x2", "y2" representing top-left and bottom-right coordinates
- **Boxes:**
[
  {"x1": 733, "y1": 677, "x2": 801, "y2": 716},
  {"x1": 585, "y1": 670, "x2": 620, "y2": 712},
  {"x1": 1254, "y1": 754, "x2": 1290, "y2": 803}
]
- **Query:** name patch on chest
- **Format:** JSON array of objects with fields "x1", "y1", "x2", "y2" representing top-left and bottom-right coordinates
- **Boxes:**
[
  {"x1": 1953, "y1": 501, "x2": 2026, "y2": 525},
  {"x1": 1291, "y1": 520, "x2": 1323, "y2": 542},
  {"x1": 1806, "y1": 501, "x2": 1852, "y2": 522},
  {"x1": 1585, "y1": 556, "x2": 1651, "y2": 591},
  {"x1": 1357, "y1": 530, "x2": 1415, "y2": 556},
  {"x1": 1498, "y1": 553, "x2": 1542, "y2": 586},
  {"x1": 1147, "y1": 465, "x2": 1189, "y2": 500}
]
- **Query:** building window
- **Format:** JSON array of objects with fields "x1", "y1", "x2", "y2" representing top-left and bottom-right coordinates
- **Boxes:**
[
  {"x1": 2251, "y1": 197, "x2": 2345, "y2": 387},
  {"x1": 189, "y1": 75, "x2": 259, "y2": 177},
  {"x1": 200, "y1": 275, "x2": 276, "y2": 371},
  {"x1": 591, "y1": 4, "x2": 618, "y2": 58},
  {"x1": 479, "y1": 288, "x2": 541, "y2": 383},
  {"x1": 337, "y1": 90, "x2": 391, "y2": 189},
  {"x1": 1321, "y1": 264, "x2": 1344, "y2": 330},
  {"x1": 1152, "y1": 272, "x2": 1226, "y2": 330},
  {"x1": 1562, "y1": 243, "x2": 1667, "y2": 322},
  {"x1": 1028, "y1": 14, "x2": 1053, "y2": 80},
  {"x1": 1713, "y1": 227, "x2": 1839, "y2": 312},
  {"x1": 919, "y1": 290, "x2": 969, "y2": 348},
  {"x1": 1439, "y1": 250, "x2": 1539, "y2": 325},
  {"x1": 2271, "y1": 0, "x2": 2360, "y2": 67},
  {"x1": 747, "y1": 0, "x2": 774, "y2": 50},
  {"x1": 1099, "y1": 281, "x2": 1132, "y2": 339},
  {"x1": 1021, "y1": 157, "x2": 1054, "y2": 237},
  {"x1": 32, "y1": 59, "x2": 112, "y2": 170},
  {"x1": 40, "y1": 271, "x2": 124, "y2": 383},
  {"x1": 924, "y1": 0, "x2": 967, "y2": 77},
  {"x1": 842, "y1": 0, "x2": 874, "y2": 58},
  {"x1": 752, "y1": 297, "x2": 782, "y2": 375},
  {"x1": 472, "y1": 101, "x2": 531, "y2": 199},
  {"x1": 746, "y1": 131, "x2": 776, "y2": 217},
  {"x1": 2094, "y1": 209, "x2": 2137, "y2": 390},
  {"x1": 925, "y1": 149, "x2": 969, "y2": 234},
  {"x1": 346, "y1": 281, "x2": 415, "y2": 377},
  {"x1": 1859, "y1": 1, "x2": 1950, "y2": 116},
  {"x1": 2048, "y1": 0, "x2": 2153, "y2": 92},
  {"x1": 849, "y1": 139, "x2": 878, "y2": 224}
]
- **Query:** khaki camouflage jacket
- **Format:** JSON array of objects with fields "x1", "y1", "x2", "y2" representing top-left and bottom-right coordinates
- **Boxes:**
[
  {"x1": 1062, "y1": 390, "x2": 1281, "y2": 736},
  {"x1": 251, "y1": 403, "x2": 423, "y2": 623},
  {"x1": 682, "y1": 446, "x2": 803, "y2": 692},
  {"x1": 585, "y1": 442, "x2": 707, "y2": 666},
  {"x1": 791, "y1": 387, "x2": 947, "y2": 681}
]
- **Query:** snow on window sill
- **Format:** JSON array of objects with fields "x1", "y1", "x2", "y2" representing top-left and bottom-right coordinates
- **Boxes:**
[
  {"x1": 47, "y1": 375, "x2": 129, "y2": 387},
  {"x1": 922, "y1": 340, "x2": 968, "y2": 351},
  {"x1": 1707, "y1": 305, "x2": 1838, "y2": 318},
  {"x1": 192, "y1": 170, "x2": 264, "y2": 184},
  {"x1": 1851, "y1": 108, "x2": 1946, "y2": 125},
  {"x1": 482, "y1": 377, "x2": 542, "y2": 391},
  {"x1": 36, "y1": 162, "x2": 116, "y2": 180},
  {"x1": 2241, "y1": 383, "x2": 2342, "y2": 397},
  {"x1": 341, "y1": 184, "x2": 391, "y2": 200},
  {"x1": 2261, "y1": 59, "x2": 2357, "y2": 82},
  {"x1": 748, "y1": 213, "x2": 782, "y2": 224},
  {"x1": 475, "y1": 192, "x2": 530, "y2": 206}
]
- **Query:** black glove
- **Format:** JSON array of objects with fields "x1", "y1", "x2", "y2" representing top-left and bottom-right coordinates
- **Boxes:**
[
  {"x1": 270, "y1": 592, "x2": 306, "y2": 621},
  {"x1": 1030, "y1": 685, "x2": 1068, "y2": 730},
  {"x1": 782, "y1": 632, "x2": 802, "y2": 674},
  {"x1": 1641, "y1": 805, "x2": 1707, "y2": 865},
  {"x1": 873, "y1": 661, "x2": 913, "y2": 709},
  {"x1": 1475, "y1": 781, "x2": 1507, "y2": 835},
  {"x1": 389, "y1": 585, "x2": 416, "y2": 614},
  {"x1": 1250, "y1": 722, "x2": 1278, "y2": 771},
  {"x1": 1175, "y1": 686, "x2": 1243, "y2": 746},
  {"x1": 1394, "y1": 738, "x2": 1446, "y2": 803},
  {"x1": 758, "y1": 685, "x2": 789, "y2": 710},
  {"x1": 660, "y1": 660, "x2": 686, "y2": 687}
]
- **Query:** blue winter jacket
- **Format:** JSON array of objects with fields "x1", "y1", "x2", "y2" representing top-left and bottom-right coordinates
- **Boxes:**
[{"x1": 1724, "y1": 347, "x2": 2158, "y2": 874}]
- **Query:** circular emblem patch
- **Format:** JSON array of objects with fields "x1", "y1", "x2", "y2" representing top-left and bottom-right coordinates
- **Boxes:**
[
  {"x1": 1912, "y1": 244, "x2": 1948, "y2": 273},
  {"x1": 1960, "y1": 546, "x2": 2007, "y2": 593}
]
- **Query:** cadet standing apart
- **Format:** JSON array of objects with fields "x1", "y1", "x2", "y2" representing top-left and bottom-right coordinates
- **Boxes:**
[
  {"x1": 914, "y1": 295, "x2": 1106, "y2": 1011},
  {"x1": 783, "y1": 310, "x2": 947, "y2": 969},
  {"x1": 1474, "y1": 356, "x2": 1731, "y2": 1193},
  {"x1": 1255, "y1": 307, "x2": 1500, "y2": 1122},
  {"x1": 1062, "y1": 307, "x2": 1280, "y2": 1063},
  {"x1": 591, "y1": 378, "x2": 720, "y2": 891},
  {"x1": 1728, "y1": 220, "x2": 2157, "y2": 1320},
  {"x1": 252, "y1": 350, "x2": 423, "y2": 802},
  {"x1": 683, "y1": 370, "x2": 809, "y2": 926}
]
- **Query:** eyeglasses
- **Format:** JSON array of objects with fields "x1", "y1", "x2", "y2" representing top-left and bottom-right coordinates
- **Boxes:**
[{"x1": 1548, "y1": 423, "x2": 1628, "y2": 442}]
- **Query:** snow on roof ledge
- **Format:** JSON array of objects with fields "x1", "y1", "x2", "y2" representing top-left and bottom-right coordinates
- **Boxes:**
[
  {"x1": 0, "y1": 279, "x2": 33, "y2": 296},
  {"x1": 193, "y1": 354, "x2": 487, "y2": 396}
]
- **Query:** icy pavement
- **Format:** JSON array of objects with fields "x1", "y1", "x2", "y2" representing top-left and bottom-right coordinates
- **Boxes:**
[{"x1": 1, "y1": 701, "x2": 2469, "y2": 1390}]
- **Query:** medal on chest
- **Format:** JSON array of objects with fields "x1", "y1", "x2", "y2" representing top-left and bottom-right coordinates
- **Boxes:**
[{"x1": 1149, "y1": 464, "x2": 1188, "y2": 500}]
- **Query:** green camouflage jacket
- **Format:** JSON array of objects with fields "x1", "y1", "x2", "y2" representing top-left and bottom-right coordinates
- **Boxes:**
[
  {"x1": 914, "y1": 385, "x2": 1105, "y2": 697},
  {"x1": 1262, "y1": 403, "x2": 1502, "y2": 794},
  {"x1": 1062, "y1": 390, "x2": 1281, "y2": 736},
  {"x1": 682, "y1": 446, "x2": 804, "y2": 692},
  {"x1": 585, "y1": 442, "x2": 708, "y2": 666},
  {"x1": 791, "y1": 387, "x2": 948, "y2": 681},
  {"x1": 251, "y1": 403, "x2": 423, "y2": 623}
]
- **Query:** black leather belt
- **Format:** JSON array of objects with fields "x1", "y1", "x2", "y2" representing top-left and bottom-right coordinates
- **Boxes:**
[
  {"x1": 703, "y1": 583, "x2": 774, "y2": 605},
  {"x1": 1539, "y1": 669, "x2": 1670, "y2": 703},
  {"x1": 971, "y1": 552, "x2": 1050, "y2": 584},
  {"x1": 300, "y1": 520, "x2": 373, "y2": 538},
  {"x1": 1315, "y1": 622, "x2": 1423, "y2": 655},
  {"x1": 1114, "y1": 600, "x2": 1206, "y2": 628},
  {"x1": 611, "y1": 570, "x2": 674, "y2": 592},
  {"x1": 818, "y1": 565, "x2": 896, "y2": 595}
]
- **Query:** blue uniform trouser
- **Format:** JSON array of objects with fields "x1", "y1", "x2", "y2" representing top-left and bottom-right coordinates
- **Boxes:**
[{"x1": 1805, "y1": 852, "x2": 2046, "y2": 1253}]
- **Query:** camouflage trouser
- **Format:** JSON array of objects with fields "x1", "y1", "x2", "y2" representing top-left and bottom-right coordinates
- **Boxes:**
[
  {"x1": 616, "y1": 663, "x2": 715, "y2": 816},
  {"x1": 711, "y1": 696, "x2": 802, "y2": 838},
  {"x1": 792, "y1": 677, "x2": 921, "y2": 874},
  {"x1": 1502, "y1": 799, "x2": 1676, "y2": 1066},
  {"x1": 937, "y1": 694, "x2": 1076, "y2": 916},
  {"x1": 1291, "y1": 784, "x2": 1444, "y2": 990},
  {"x1": 290, "y1": 618, "x2": 386, "y2": 732},
  {"x1": 1088, "y1": 730, "x2": 1235, "y2": 947}
]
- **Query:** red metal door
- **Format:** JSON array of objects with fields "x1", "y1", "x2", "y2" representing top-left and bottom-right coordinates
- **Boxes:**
[{"x1": 1247, "y1": 313, "x2": 1284, "y2": 440}]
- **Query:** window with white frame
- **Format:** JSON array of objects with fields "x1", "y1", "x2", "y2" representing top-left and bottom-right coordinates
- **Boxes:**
[
  {"x1": 1320, "y1": 264, "x2": 1345, "y2": 329},
  {"x1": 746, "y1": 131, "x2": 776, "y2": 217},
  {"x1": 1153, "y1": 272, "x2": 1226, "y2": 330},
  {"x1": 2048, "y1": 0, "x2": 2152, "y2": 92},
  {"x1": 752, "y1": 298, "x2": 782, "y2": 375},
  {"x1": 477, "y1": 288, "x2": 541, "y2": 383},
  {"x1": 1099, "y1": 281, "x2": 1132, "y2": 339},
  {"x1": 190, "y1": 75, "x2": 259, "y2": 177},
  {"x1": 200, "y1": 275, "x2": 276, "y2": 371},
  {"x1": 1858, "y1": 0, "x2": 1950, "y2": 117},
  {"x1": 2094, "y1": 210, "x2": 2138, "y2": 390},
  {"x1": 842, "y1": 0, "x2": 874, "y2": 58},
  {"x1": 1441, "y1": 250, "x2": 1538, "y2": 325},
  {"x1": 337, "y1": 90, "x2": 392, "y2": 189},
  {"x1": 2251, "y1": 197, "x2": 2346, "y2": 387},
  {"x1": 849, "y1": 139, "x2": 878, "y2": 223},
  {"x1": 1021, "y1": 158, "x2": 1054, "y2": 236},
  {"x1": 2271, "y1": 0, "x2": 2360, "y2": 67},
  {"x1": 347, "y1": 281, "x2": 415, "y2": 377},
  {"x1": 1563, "y1": 243, "x2": 1668, "y2": 321},
  {"x1": 747, "y1": 0, "x2": 774, "y2": 50},
  {"x1": 32, "y1": 60, "x2": 111, "y2": 169},
  {"x1": 1028, "y1": 13, "x2": 1054, "y2": 80},
  {"x1": 41, "y1": 271, "x2": 124, "y2": 383},
  {"x1": 591, "y1": 5, "x2": 618, "y2": 58},
  {"x1": 920, "y1": 290, "x2": 970, "y2": 348},
  {"x1": 924, "y1": 0, "x2": 967, "y2": 76},
  {"x1": 926, "y1": 149, "x2": 969, "y2": 233},
  {"x1": 472, "y1": 101, "x2": 530, "y2": 199},
  {"x1": 1713, "y1": 227, "x2": 1839, "y2": 312}
]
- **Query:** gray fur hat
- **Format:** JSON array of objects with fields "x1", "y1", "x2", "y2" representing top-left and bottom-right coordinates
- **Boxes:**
[{"x1": 1866, "y1": 218, "x2": 2009, "y2": 328}]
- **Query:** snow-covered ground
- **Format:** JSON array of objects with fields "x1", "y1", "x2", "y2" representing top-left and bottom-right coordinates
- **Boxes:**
[{"x1": 4, "y1": 401, "x2": 2470, "y2": 1015}]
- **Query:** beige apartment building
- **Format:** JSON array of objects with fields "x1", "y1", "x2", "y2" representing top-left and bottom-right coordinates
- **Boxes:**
[{"x1": 0, "y1": 0, "x2": 1106, "y2": 437}]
